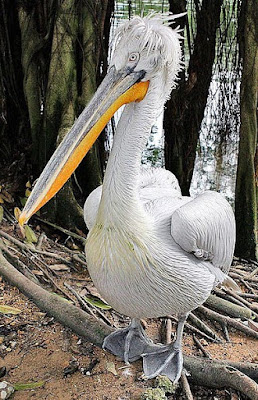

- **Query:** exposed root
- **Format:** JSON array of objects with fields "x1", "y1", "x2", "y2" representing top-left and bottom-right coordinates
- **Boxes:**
[
  {"x1": 0, "y1": 231, "x2": 258, "y2": 399},
  {"x1": 184, "y1": 356, "x2": 258, "y2": 400},
  {"x1": 198, "y1": 305, "x2": 258, "y2": 339}
]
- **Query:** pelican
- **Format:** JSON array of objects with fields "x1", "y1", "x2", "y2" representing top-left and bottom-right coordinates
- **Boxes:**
[{"x1": 19, "y1": 14, "x2": 236, "y2": 382}]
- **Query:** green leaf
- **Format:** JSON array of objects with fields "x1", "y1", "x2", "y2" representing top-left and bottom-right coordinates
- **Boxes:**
[
  {"x1": 25, "y1": 188, "x2": 31, "y2": 198},
  {"x1": 0, "y1": 305, "x2": 22, "y2": 315},
  {"x1": 14, "y1": 206, "x2": 21, "y2": 222},
  {"x1": 24, "y1": 225, "x2": 37, "y2": 244},
  {"x1": 83, "y1": 295, "x2": 112, "y2": 310},
  {"x1": 19, "y1": 197, "x2": 27, "y2": 207},
  {"x1": 13, "y1": 381, "x2": 45, "y2": 391},
  {"x1": 0, "y1": 206, "x2": 3, "y2": 223}
]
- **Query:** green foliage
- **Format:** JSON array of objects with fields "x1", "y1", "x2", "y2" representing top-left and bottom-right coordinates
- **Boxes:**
[
  {"x1": 13, "y1": 381, "x2": 45, "y2": 391},
  {"x1": 0, "y1": 305, "x2": 22, "y2": 315},
  {"x1": 83, "y1": 295, "x2": 112, "y2": 310}
]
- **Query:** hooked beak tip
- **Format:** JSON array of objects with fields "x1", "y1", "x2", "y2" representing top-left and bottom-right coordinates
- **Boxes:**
[{"x1": 18, "y1": 213, "x2": 27, "y2": 227}]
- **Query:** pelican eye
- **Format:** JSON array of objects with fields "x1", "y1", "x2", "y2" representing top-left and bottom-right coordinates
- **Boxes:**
[{"x1": 128, "y1": 52, "x2": 139, "y2": 62}]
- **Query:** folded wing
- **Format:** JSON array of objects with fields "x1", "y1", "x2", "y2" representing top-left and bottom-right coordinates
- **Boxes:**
[{"x1": 171, "y1": 191, "x2": 235, "y2": 273}]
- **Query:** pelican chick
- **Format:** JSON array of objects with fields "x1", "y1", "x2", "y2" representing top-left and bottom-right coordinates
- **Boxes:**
[{"x1": 19, "y1": 14, "x2": 236, "y2": 382}]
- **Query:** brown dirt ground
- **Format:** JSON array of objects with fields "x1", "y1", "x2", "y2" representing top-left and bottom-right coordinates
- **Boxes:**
[{"x1": 0, "y1": 221, "x2": 257, "y2": 400}]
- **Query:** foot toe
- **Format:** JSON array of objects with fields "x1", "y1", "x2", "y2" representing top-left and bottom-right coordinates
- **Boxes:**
[{"x1": 142, "y1": 346, "x2": 183, "y2": 383}]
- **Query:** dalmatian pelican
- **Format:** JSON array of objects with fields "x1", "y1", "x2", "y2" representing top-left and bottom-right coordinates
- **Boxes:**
[{"x1": 19, "y1": 14, "x2": 236, "y2": 382}]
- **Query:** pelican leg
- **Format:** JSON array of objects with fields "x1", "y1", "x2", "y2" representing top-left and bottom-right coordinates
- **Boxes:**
[
  {"x1": 103, "y1": 318, "x2": 152, "y2": 363},
  {"x1": 142, "y1": 314, "x2": 187, "y2": 382}
]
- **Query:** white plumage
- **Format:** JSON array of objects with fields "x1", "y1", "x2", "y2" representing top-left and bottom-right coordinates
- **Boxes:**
[
  {"x1": 19, "y1": 14, "x2": 236, "y2": 381},
  {"x1": 83, "y1": 16, "x2": 236, "y2": 380},
  {"x1": 84, "y1": 15, "x2": 235, "y2": 310}
]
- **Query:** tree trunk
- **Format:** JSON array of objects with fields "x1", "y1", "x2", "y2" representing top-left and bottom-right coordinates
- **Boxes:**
[
  {"x1": 75, "y1": 0, "x2": 105, "y2": 199},
  {"x1": 38, "y1": 0, "x2": 85, "y2": 229},
  {"x1": 42, "y1": 0, "x2": 77, "y2": 170},
  {"x1": 0, "y1": 1, "x2": 28, "y2": 167},
  {"x1": 18, "y1": 6, "x2": 43, "y2": 175},
  {"x1": 164, "y1": 0, "x2": 223, "y2": 195},
  {"x1": 235, "y1": 0, "x2": 258, "y2": 260}
]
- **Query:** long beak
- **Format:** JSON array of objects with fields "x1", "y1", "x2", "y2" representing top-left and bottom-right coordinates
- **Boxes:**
[{"x1": 19, "y1": 66, "x2": 149, "y2": 225}]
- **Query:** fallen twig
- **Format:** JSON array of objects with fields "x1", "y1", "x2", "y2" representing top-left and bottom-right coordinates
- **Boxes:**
[
  {"x1": 246, "y1": 266, "x2": 258, "y2": 279},
  {"x1": 230, "y1": 272, "x2": 258, "y2": 284},
  {"x1": 239, "y1": 293, "x2": 258, "y2": 300},
  {"x1": 181, "y1": 370, "x2": 194, "y2": 400},
  {"x1": 29, "y1": 255, "x2": 75, "y2": 302},
  {"x1": 193, "y1": 335, "x2": 212, "y2": 359},
  {"x1": 64, "y1": 282, "x2": 112, "y2": 326},
  {"x1": 160, "y1": 318, "x2": 173, "y2": 344},
  {"x1": 0, "y1": 239, "x2": 39, "y2": 284},
  {"x1": 1, "y1": 231, "x2": 76, "y2": 301},
  {"x1": 34, "y1": 216, "x2": 86, "y2": 244},
  {"x1": 166, "y1": 318, "x2": 172, "y2": 345},
  {"x1": 189, "y1": 312, "x2": 221, "y2": 342},
  {"x1": 36, "y1": 232, "x2": 46, "y2": 250},
  {"x1": 0, "y1": 229, "x2": 73, "y2": 266},
  {"x1": 239, "y1": 278, "x2": 257, "y2": 294}
]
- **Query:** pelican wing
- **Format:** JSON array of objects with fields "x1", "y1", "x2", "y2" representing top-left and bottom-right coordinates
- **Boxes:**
[
  {"x1": 170, "y1": 191, "x2": 235, "y2": 273},
  {"x1": 139, "y1": 167, "x2": 181, "y2": 203},
  {"x1": 84, "y1": 185, "x2": 102, "y2": 230},
  {"x1": 84, "y1": 168, "x2": 181, "y2": 230}
]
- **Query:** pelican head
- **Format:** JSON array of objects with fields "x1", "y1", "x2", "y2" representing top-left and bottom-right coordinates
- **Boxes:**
[
  {"x1": 111, "y1": 14, "x2": 182, "y2": 104},
  {"x1": 19, "y1": 14, "x2": 182, "y2": 225}
]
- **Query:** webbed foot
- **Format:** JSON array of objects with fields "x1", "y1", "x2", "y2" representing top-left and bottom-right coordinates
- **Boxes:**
[
  {"x1": 103, "y1": 318, "x2": 152, "y2": 363},
  {"x1": 142, "y1": 343, "x2": 183, "y2": 383}
]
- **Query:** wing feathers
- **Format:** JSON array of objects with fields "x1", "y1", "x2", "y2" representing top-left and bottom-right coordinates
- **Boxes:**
[{"x1": 171, "y1": 191, "x2": 235, "y2": 273}]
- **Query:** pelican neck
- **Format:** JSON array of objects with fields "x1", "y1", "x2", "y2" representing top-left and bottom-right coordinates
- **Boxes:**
[{"x1": 97, "y1": 86, "x2": 160, "y2": 224}]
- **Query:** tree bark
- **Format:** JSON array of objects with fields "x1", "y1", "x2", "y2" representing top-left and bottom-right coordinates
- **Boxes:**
[
  {"x1": 75, "y1": 0, "x2": 105, "y2": 199},
  {"x1": 165, "y1": 0, "x2": 223, "y2": 195},
  {"x1": 37, "y1": 0, "x2": 86, "y2": 229},
  {"x1": 18, "y1": 5, "x2": 44, "y2": 175},
  {"x1": 235, "y1": 0, "x2": 258, "y2": 261}
]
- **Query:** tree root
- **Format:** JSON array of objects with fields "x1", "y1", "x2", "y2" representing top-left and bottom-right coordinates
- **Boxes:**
[
  {"x1": 170, "y1": 316, "x2": 219, "y2": 343},
  {"x1": 204, "y1": 294, "x2": 254, "y2": 319},
  {"x1": 0, "y1": 250, "x2": 112, "y2": 346},
  {"x1": 1, "y1": 249, "x2": 258, "y2": 399},
  {"x1": 222, "y1": 287, "x2": 258, "y2": 315},
  {"x1": 198, "y1": 305, "x2": 258, "y2": 339},
  {"x1": 184, "y1": 356, "x2": 258, "y2": 399}
]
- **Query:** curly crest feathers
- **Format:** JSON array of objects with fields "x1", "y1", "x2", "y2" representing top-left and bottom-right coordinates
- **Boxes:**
[{"x1": 110, "y1": 13, "x2": 184, "y2": 104}]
